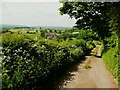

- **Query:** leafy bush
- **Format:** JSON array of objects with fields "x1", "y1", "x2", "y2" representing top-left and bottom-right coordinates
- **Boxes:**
[
  {"x1": 70, "y1": 47, "x2": 84, "y2": 60},
  {"x1": 2, "y1": 33, "x2": 87, "y2": 89},
  {"x1": 103, "y1": 33, "x2": 117, "y2": 48},
  {"x1": 86, "y1": 41, "x2": 95, "y2": 50},
  {"x1": 69, "y1": 39, "x2": 85, "y2": 47},
  {"x1": 2, "y1": 33, "x2": 31, "y2": 48},
  {"x1": 1, "y1": 28, "x2": 10, "y2": 33},
  {"x1": 2, "y1": 30, "x2": 96, "y2": 89},
  {"x1": 77, "y1": 29, "x2": 96, "y2": 41}
]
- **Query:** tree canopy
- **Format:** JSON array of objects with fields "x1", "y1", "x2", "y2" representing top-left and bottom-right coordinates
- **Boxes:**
[{"x1": 59, "y1": 2, "x2": 120, "y2": 39}]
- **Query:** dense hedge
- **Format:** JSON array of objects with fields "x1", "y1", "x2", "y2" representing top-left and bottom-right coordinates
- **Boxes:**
[
  {"x1": 102, "y1": 33, "x2": 119, "y2": 84},
  {"x1": 2, "y1": 33, "x2": 95, "y2": 89},
  {"x1": 102, "y1": 46, "x2": 119, "y2": 82}
]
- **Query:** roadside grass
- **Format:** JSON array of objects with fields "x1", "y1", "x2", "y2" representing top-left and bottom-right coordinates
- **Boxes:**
[
  {"x1": 102, "y1": 48, "x2": 118, "y2": 82},
  {"x1": 0, "y1": 73, "x2": 1, "y2": 89},
  {"x1": 0, "y1": 58, "x2": 2, "y2": 87},
  {"x1": 0, "y1": 35, "x2": 2, "y2": 47}
]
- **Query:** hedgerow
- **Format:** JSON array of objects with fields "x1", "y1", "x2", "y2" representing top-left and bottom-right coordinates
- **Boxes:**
[
  {"x1": 102, "y1": 33, "x2": 119, "y2": 84},
  {"x1": 2, "y1": 32, "x2": 95, "y2": 89}
]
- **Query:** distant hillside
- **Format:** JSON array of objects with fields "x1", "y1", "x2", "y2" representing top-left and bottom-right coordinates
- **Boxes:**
[
  {"x1": 1, "y1": 24, "x2": 72, "y2": 30},
  {"x1": 32, "y1": 26, "x2": 72, "y2": 30},
  {"x1": 1, "y1": 24, "x2": 27, "y2": 28}
]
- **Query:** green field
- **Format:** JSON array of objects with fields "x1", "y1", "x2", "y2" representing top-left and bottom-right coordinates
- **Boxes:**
[{"x1": 10, "y1": 29, "x2": 41, "y2": 38}]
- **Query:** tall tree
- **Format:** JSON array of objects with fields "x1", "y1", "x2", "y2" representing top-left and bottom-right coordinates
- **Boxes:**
[
  {"x1": 59, "y1": 2, "x2": 120, "y2": 39},
  {"x1": 108, "y1": 2, "x2": 120, "y2": 34}
]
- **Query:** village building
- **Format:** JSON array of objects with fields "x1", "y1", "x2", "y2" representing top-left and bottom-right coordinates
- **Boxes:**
[{"x1": 45, "y1": 32, "x2": 60, "y2": 40}]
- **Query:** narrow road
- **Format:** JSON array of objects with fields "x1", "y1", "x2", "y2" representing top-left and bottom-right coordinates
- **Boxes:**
[{"x1": 58, "y1": 45, "x2": 118, "y2": 89}]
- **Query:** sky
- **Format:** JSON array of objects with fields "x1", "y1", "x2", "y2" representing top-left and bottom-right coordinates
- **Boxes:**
[
  {"x1": 0, "y1": 1, "x2": 2, "y2": 25},
  {"x1": 1, "y1": 1, "x2": 76, "y2": 27}
]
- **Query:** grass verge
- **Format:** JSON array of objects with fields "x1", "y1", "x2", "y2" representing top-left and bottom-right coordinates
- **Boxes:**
[{"x1": 102, "y1": 47, "x2": 119, "y2": 84}]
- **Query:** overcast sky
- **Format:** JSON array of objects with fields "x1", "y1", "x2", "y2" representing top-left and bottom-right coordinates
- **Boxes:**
[{"x1": 1, "y1": 1, "x2": 76, "y2": 27}]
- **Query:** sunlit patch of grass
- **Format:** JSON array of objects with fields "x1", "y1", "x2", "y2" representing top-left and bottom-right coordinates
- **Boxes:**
[{"x1": 83, "y1": 64, "x2": 91, "y2": 69}]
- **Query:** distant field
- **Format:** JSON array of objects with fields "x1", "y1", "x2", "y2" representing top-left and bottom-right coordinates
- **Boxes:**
[{"x1": 10, "y1": 29, "x2": 41, "y2": 38}]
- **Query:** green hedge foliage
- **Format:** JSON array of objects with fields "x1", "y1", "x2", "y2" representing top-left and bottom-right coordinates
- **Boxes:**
[
  {"x1": 102, "y1": 33, "x2": 119, "y2": 84},
  {"x1": 102, "y1": 46, "x2": 119, "y2": 82},
  {"x1": 2, "y1": 33, "x2": 95, "y2": 89}
]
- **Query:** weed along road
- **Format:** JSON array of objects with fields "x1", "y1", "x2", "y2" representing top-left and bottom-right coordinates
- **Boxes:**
[{"x1": 59, "y1": 45, "x2": 118, "y2": 88}]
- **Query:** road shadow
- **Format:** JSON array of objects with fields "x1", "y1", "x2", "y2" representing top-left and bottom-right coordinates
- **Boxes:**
[{"x1": 49, "y1": 57, "x2": 87, "y2": 90}]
